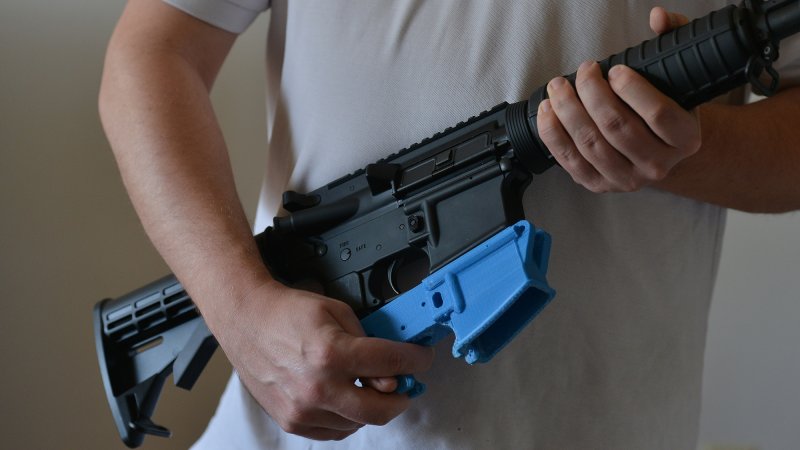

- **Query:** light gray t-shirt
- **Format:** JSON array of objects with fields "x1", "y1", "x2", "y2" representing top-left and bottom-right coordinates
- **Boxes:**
[{"x1": 162, "y1": 1, "x2": 800, "y2": 448}]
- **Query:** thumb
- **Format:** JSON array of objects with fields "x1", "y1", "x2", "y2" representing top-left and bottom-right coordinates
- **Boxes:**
[{"x1": 649, "y1": 7, "x2": 689, "y2": 35}]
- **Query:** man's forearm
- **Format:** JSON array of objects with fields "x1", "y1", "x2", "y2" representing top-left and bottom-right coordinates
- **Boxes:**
[
  {"x1": 99, "y1": 0, "x2": 271, "y2": 325},
  {"x1": 659, "y1": 86, "x2": 800, "y2": 213}
]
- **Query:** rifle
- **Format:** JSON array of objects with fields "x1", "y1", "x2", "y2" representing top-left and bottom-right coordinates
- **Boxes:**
[{"x1": 94, "y1": 1, "x2": 800, "y2": 446}]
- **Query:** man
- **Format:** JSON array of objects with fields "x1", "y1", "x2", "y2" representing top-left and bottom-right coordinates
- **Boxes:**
[{"x1": 99, "y1": 0, "x2": 800, "y2": 448}]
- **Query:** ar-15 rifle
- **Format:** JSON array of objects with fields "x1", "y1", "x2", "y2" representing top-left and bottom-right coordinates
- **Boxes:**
[{"x1": 94, "y1": 1, "x2": 800, "y2": 447}]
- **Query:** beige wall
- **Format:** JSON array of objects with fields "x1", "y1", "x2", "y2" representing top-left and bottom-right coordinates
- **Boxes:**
[{"x1": 2, "y1": 1, "x2": 799, "y2": 450}]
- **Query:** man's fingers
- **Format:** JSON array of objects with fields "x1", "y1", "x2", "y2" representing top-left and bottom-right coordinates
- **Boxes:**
[
  {"x1": 277, "y1": 406, "x2": 365, "y2": 434},
  {"x1": 575, "y1": 60, "x2": 671, "y2": 174},
  {"x1": 237, "y1": 369, "x2": 364, "y2": 438},
  {"x1": 649, "y1": 7, "x2": 689, "y2": 34},
  {"x1": 322, "y1": 296, "x2": 434, "y2": 378},
  {"x1": 537, "y1": 99, "x2": 606, "y2": 192},
  {"x1": 547, "y1": 69, "x2": 636, "y2": 191},
  {"x1": 608, "y1": 65, "x2": 701, "y2": 153},
  {"x1": 346, "y1": 336, "x2": 434, "y2": 378},
  {"x1": 330, "y1": 382, "x2": 413, "y2": 426},
  {"x1": 534, "y1": 11, "x2": 700, "y2": 196}
]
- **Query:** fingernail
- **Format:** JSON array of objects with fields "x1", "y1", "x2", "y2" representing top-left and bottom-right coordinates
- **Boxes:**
[
  {"x1": 578, "y1": 60, "x2": 595, "y2": 72},
  {"x1": 608, "y1": 65, "x2": 624, "y2": 80},
  {"x1": 539, "y1": 99, "x2": 551, "y2": 114},
  {"x1": 547, "y1": 77, "x2": 566, "y2": 95}
]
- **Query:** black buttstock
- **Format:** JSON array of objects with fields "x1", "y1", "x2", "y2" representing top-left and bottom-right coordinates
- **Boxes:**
[{"x1": 94, "y1": 275, "x2": 216, "y2": 447}]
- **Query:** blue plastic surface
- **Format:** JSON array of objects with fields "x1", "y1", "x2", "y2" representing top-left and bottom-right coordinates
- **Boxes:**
[{"x1": 360, "y1": 220, "x2": 555, "y2": 396}]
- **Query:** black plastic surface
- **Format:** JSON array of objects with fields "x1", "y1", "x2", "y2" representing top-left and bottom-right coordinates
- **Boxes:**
[{"x1": 94, "y1": 276, "x2": 216, "y2": 447}]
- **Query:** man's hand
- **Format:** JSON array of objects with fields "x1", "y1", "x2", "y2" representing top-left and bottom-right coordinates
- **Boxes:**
[
  {"x1": 209, "y1": 279, "x2": 435, "y2": 441},
  {"x1": 536, "y1": 7, "x2": 697, "y2": 193}
]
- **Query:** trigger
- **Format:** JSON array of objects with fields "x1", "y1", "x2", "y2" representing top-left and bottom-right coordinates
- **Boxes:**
[{"x1": 385, "y1": 250, "x2": 430, "y2": 297}]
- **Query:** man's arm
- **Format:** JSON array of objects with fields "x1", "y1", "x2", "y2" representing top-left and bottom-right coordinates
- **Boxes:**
[
  {"x1": 537, "y1": 7, "x2": 800, "y2": 213},
  {"x1": 99, "y1": 0, "x2": 433, "y2": 441},
  {"x1": 660, "y1": 88, "x2": 800, "y2": 213}
]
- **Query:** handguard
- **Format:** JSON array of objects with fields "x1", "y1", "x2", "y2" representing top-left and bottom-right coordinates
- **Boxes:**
[{"x1": 361, "y1": 220, "x2": 555, "y2": 396}]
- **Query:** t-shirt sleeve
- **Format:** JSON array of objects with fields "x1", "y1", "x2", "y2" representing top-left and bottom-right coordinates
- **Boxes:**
[{"x1": 163, "y1": 0, "x2": 270, "y2": 34}]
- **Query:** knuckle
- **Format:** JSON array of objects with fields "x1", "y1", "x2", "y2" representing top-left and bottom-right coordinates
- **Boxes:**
[
  {"x1": 610, "y1": 68, "x2": 637, "y2": 95},
  {"x1": 537, "y1": 120, "x2": 558, "y2": 142},
  {"x1": 587, "y1": 185, "x2": 606, "y2": 194},
  {"x1": 331, "y1": 431, "x2": 356, "y2": 441},
  {"x1": 584, "y1": 178, "x2": 608, "y2": 194},
  {"x1": 301, "y1": 380, "x2": 330, "y2": 405},
  {"x1": 567, "y1": 173, "x2": 584, "y2": 187},
  {"x1": 685, "y1": 132, "x2": 702, "y2": 153},
  {"x1": 369, "y1": 410, "x2": 395, "y2": 426},
  {"x1": 280, "y1": 407, "x2": 308, "y2": 434},
  {"x1": 383, "y1": 350, "x2": 407, "y2": 374},
  {"x1": 568, "y1": 171, "x2": 590, "y2": 189},
  {"x1": 618, "y1": 174, "x2": 643, "y2": 192},
  {"x1": 308, "y1": 342, "x2": 339, "y2": 370},
  {"x1": 537, "y1": 115, "x2": 562, "y2": 145},
  {"x1": 646, "y1": 104, "x2": 677, "y2": 128},
  {"x1": 598, "y1": 112, "x2": 629, "y2": 135},
  {"x1": 668, "y1": 120, "x2": 701, "y2": 155},
  {"x1": 328, "y1": 298, "x2": 353, "y2": 316},
  {"x1": 642, "y1": 162, "x2": 670, "y2": 182},
  {"x1": 373, "y1": 416, "x2": 392, "y2": 427},
  {"x1": 280, "y1": 421, "x2": 300, "y2": 435},
  {"x1": 553, "y1": 144, "x2": 575, "y2": 162},
  {"x1": 575, "y1": 128, "x2": 602, "y2": 152}
]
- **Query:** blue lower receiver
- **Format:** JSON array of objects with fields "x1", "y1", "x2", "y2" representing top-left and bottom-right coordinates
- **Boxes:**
[{"x1": 360, "y1": 220, "x2": 555, "y2": 396}]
